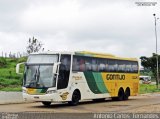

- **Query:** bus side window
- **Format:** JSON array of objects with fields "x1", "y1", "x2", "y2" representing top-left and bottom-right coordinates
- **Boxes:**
[
  {"x1": 108, "y1": 60, "x2": 115, "y2": 72},
  {"x1": 132, "y1": 62, "x2": 138, "y2": 73},
  {"x1": 79, "y1": 58, "x2": 85, "y2": 71},
  {"x1": 72, "y1": 57, "x2": 79, "y2": 71},
  {"x1": 130, "y1": 62, "x2": 134, "y2": 72},
  {"x1": 117, "y1": 60, "x2": 126, "y2": 73},
  {"x1": 114, "y1": 60, "x2": 118, "y2": 72},
  {"x1": 85, "y1": 57, "x2": 92, "y2": 71},
  {"x1": 92, "y1": 59, "x2": 98, "y2": 71},
  {"x1": 73, "y1": 56, "x2": 86, "y2": 72},
  {"x1": 98, "y1": 58, "x2": 107, "y2": 72},
  {"x1": 125, "y1": 61, "x2": 132, "y2": 73}
]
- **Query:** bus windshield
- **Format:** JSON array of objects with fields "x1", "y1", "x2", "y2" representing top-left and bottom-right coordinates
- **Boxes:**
[{"x1": 24, "y1": 54, "x2": 58, "y2": 88}]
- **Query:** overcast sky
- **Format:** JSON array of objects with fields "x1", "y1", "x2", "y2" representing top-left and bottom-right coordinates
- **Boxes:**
[{"x1": 0, "y1": 0, "x2": 160, "y2": 59}]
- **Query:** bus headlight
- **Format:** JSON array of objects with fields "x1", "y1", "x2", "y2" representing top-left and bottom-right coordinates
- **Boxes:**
[
  {"x1": 46, "y1": 90, "x2": 57, "y2": 94},
  {"x1": 23, "y1": 89, "x2": 27, "y2": 93}
]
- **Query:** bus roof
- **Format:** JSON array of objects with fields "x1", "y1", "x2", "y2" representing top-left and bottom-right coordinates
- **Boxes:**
[
  {"x1": 75, "y1": 51, "x2": 138, "y2": 61},
  {"x1": 30, "y1": 51, "x2": 138, "y2": 61}
]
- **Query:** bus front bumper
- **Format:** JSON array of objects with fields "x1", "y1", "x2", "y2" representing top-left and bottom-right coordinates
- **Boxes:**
[{"x1": 23, "y1": 93, "x2": 61, "y2": 102}]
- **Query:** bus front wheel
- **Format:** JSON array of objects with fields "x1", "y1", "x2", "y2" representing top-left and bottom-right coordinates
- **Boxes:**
[
  {"x1": 68, "y1": 90, "x2": 81, "y2": 106},
  {"x1": 42, "y1": 101, "x2": 51, "y2": 106}
]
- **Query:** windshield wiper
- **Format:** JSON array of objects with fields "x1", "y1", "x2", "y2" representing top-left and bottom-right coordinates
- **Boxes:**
[
  {"x1": 26, "y1": 65, "x2": 40, "y2": 88},
  {"x1": 35, "y1": 65, "x2": 40, "y2": 87}
]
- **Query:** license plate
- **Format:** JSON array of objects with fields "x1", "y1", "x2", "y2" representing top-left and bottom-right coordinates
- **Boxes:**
[{"x1": 34, "y1": 96, "x2": 39, "y2": 99}]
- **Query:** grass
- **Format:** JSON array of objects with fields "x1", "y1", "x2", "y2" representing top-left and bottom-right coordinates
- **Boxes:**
[
  {"x1": 0, "y1": 86, "x2": 22, "y2": 91},
  {"x1": 139, "y1": 84, "x2": 160, "y2": 94},
  {"x1": 0, "y1": 57, "x2": 26, "y2": 91}
]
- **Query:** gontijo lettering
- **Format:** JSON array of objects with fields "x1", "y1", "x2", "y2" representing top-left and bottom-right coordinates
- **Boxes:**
[{"x1": 106, "y1": 74, "x2": 125, "y2": 80}]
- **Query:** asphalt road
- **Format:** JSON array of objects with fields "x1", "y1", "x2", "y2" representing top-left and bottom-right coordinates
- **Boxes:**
[
  {"x1": 0, "y1": 93, "x2": 160, "y2": 113},
  {"x1": 1, "y1": 94, "x2": 160, "y2": 119}
]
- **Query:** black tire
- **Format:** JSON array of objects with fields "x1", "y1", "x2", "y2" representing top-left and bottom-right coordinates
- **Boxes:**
[
  {"x1": 117, "y1": 88, "x2": 124, "y2": 101},
  {"x1": 68, "y1": 90, "x2": 80, "y2": 106},
  {"x1": 124, "y1": 88, "x2": 130, "y2": 100},
  {"x1": 42, "y1": 101, "x2": 51, "y2": 106},
  {"x1": 112, "y1": 97, "x2": 118, "y2": 101}
]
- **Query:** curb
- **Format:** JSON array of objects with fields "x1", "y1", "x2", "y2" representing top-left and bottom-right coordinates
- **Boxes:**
[
  {"x1": 0, "y1": 91, "x2": 26, "y2": 105},
  {"x1": 0, "y1": 101, "x2": 34, "y2": 105}
]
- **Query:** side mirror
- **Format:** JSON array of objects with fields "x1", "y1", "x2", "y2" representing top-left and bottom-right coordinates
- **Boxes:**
[
  {"x1": 16, "y1": 62, "x2": 25, "y2": 74},
  {"x1": 53, "y1": 62, "x2": 61, "y2": 74}
]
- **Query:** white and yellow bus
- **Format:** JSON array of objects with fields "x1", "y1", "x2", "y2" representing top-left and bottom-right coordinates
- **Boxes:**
[{"x1": 16, "y1": 51, "x2": 139, "y2": 106}]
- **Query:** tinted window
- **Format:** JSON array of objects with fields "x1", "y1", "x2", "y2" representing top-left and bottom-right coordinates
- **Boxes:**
[
  {"x1": 125, "y1": 61, "x2": 132, "y2": 72},
  {"x1": 108, "y1": 60, "x2": 116, "y2": 72},
  {"x1": 97, "y1": 58, "x2": 107, "y2": 72},
  {"x1": 85, "y1": 57, "x2": 92, "y2": 71},
  {"x1": 72, "y1": 56, "x2": 85, "y2": 71},
  {"x1": 132, "y1": 62, "x2": 138, "y2": 73},
  {"x1": 117, "y1": 60, "x2": 126, "y2": 72},
  {"x1": 91, "y1": 59, "x2": 97, "y2": 71},
  {"x1": 72, "y1": 56, "x2": 138, "y2": 73}
]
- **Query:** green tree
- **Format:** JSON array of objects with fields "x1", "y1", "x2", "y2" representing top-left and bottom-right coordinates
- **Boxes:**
[
  {"x1": 140, "y1": 53, "x2": 160, "y2": 87},
  {"x1": 26, "y1": 37, "x2": 43, "y2": 54}
]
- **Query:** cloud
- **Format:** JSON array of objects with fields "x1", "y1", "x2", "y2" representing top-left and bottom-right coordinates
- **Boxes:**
[
  {"x1": 0, "y1": 0, "x2": 160, "y2": 59},
  {"x1": 0, "y1": 32, "x2": 29, "y2": 53}
]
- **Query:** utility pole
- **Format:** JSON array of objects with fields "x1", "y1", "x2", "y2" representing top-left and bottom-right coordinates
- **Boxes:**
[{"x1": 153, "y1": 13, "x2": 159, "y2": 88}]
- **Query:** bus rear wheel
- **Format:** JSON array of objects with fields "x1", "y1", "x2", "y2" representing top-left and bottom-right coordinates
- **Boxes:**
[
  {"x1": 124, "y1": 88, "x2": 130, "y2": 100},
  {"x1": 68, "y1": 90, "x2": 80, "y2": 106},
  {"x1": 112, "y1": 88, "x2": 124, "y2": 101},
  {"x1": 117, "y1": 88, "x2": 124, "y2": 101},
  {"x1": 42, "y1": 101, "x2": 51, "y2": 106}
]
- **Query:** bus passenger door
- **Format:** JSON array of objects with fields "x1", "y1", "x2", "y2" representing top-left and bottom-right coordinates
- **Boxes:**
[{"x1": 57, "y1": 55, "x2": 71, "y2": 90}]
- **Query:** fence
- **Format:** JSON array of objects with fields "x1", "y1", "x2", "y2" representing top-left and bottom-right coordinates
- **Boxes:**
[{"x1": 0, "y1": 52, "x2": 28, "y2": 58}]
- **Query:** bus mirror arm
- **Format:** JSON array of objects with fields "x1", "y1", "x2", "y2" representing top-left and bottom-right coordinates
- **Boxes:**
[
  {"x1": 53, "y1": 62, "x2": 61, "y2": 74},
  {"x1": 16, "y1": 62, "x2": 25, "y2": 74}
]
